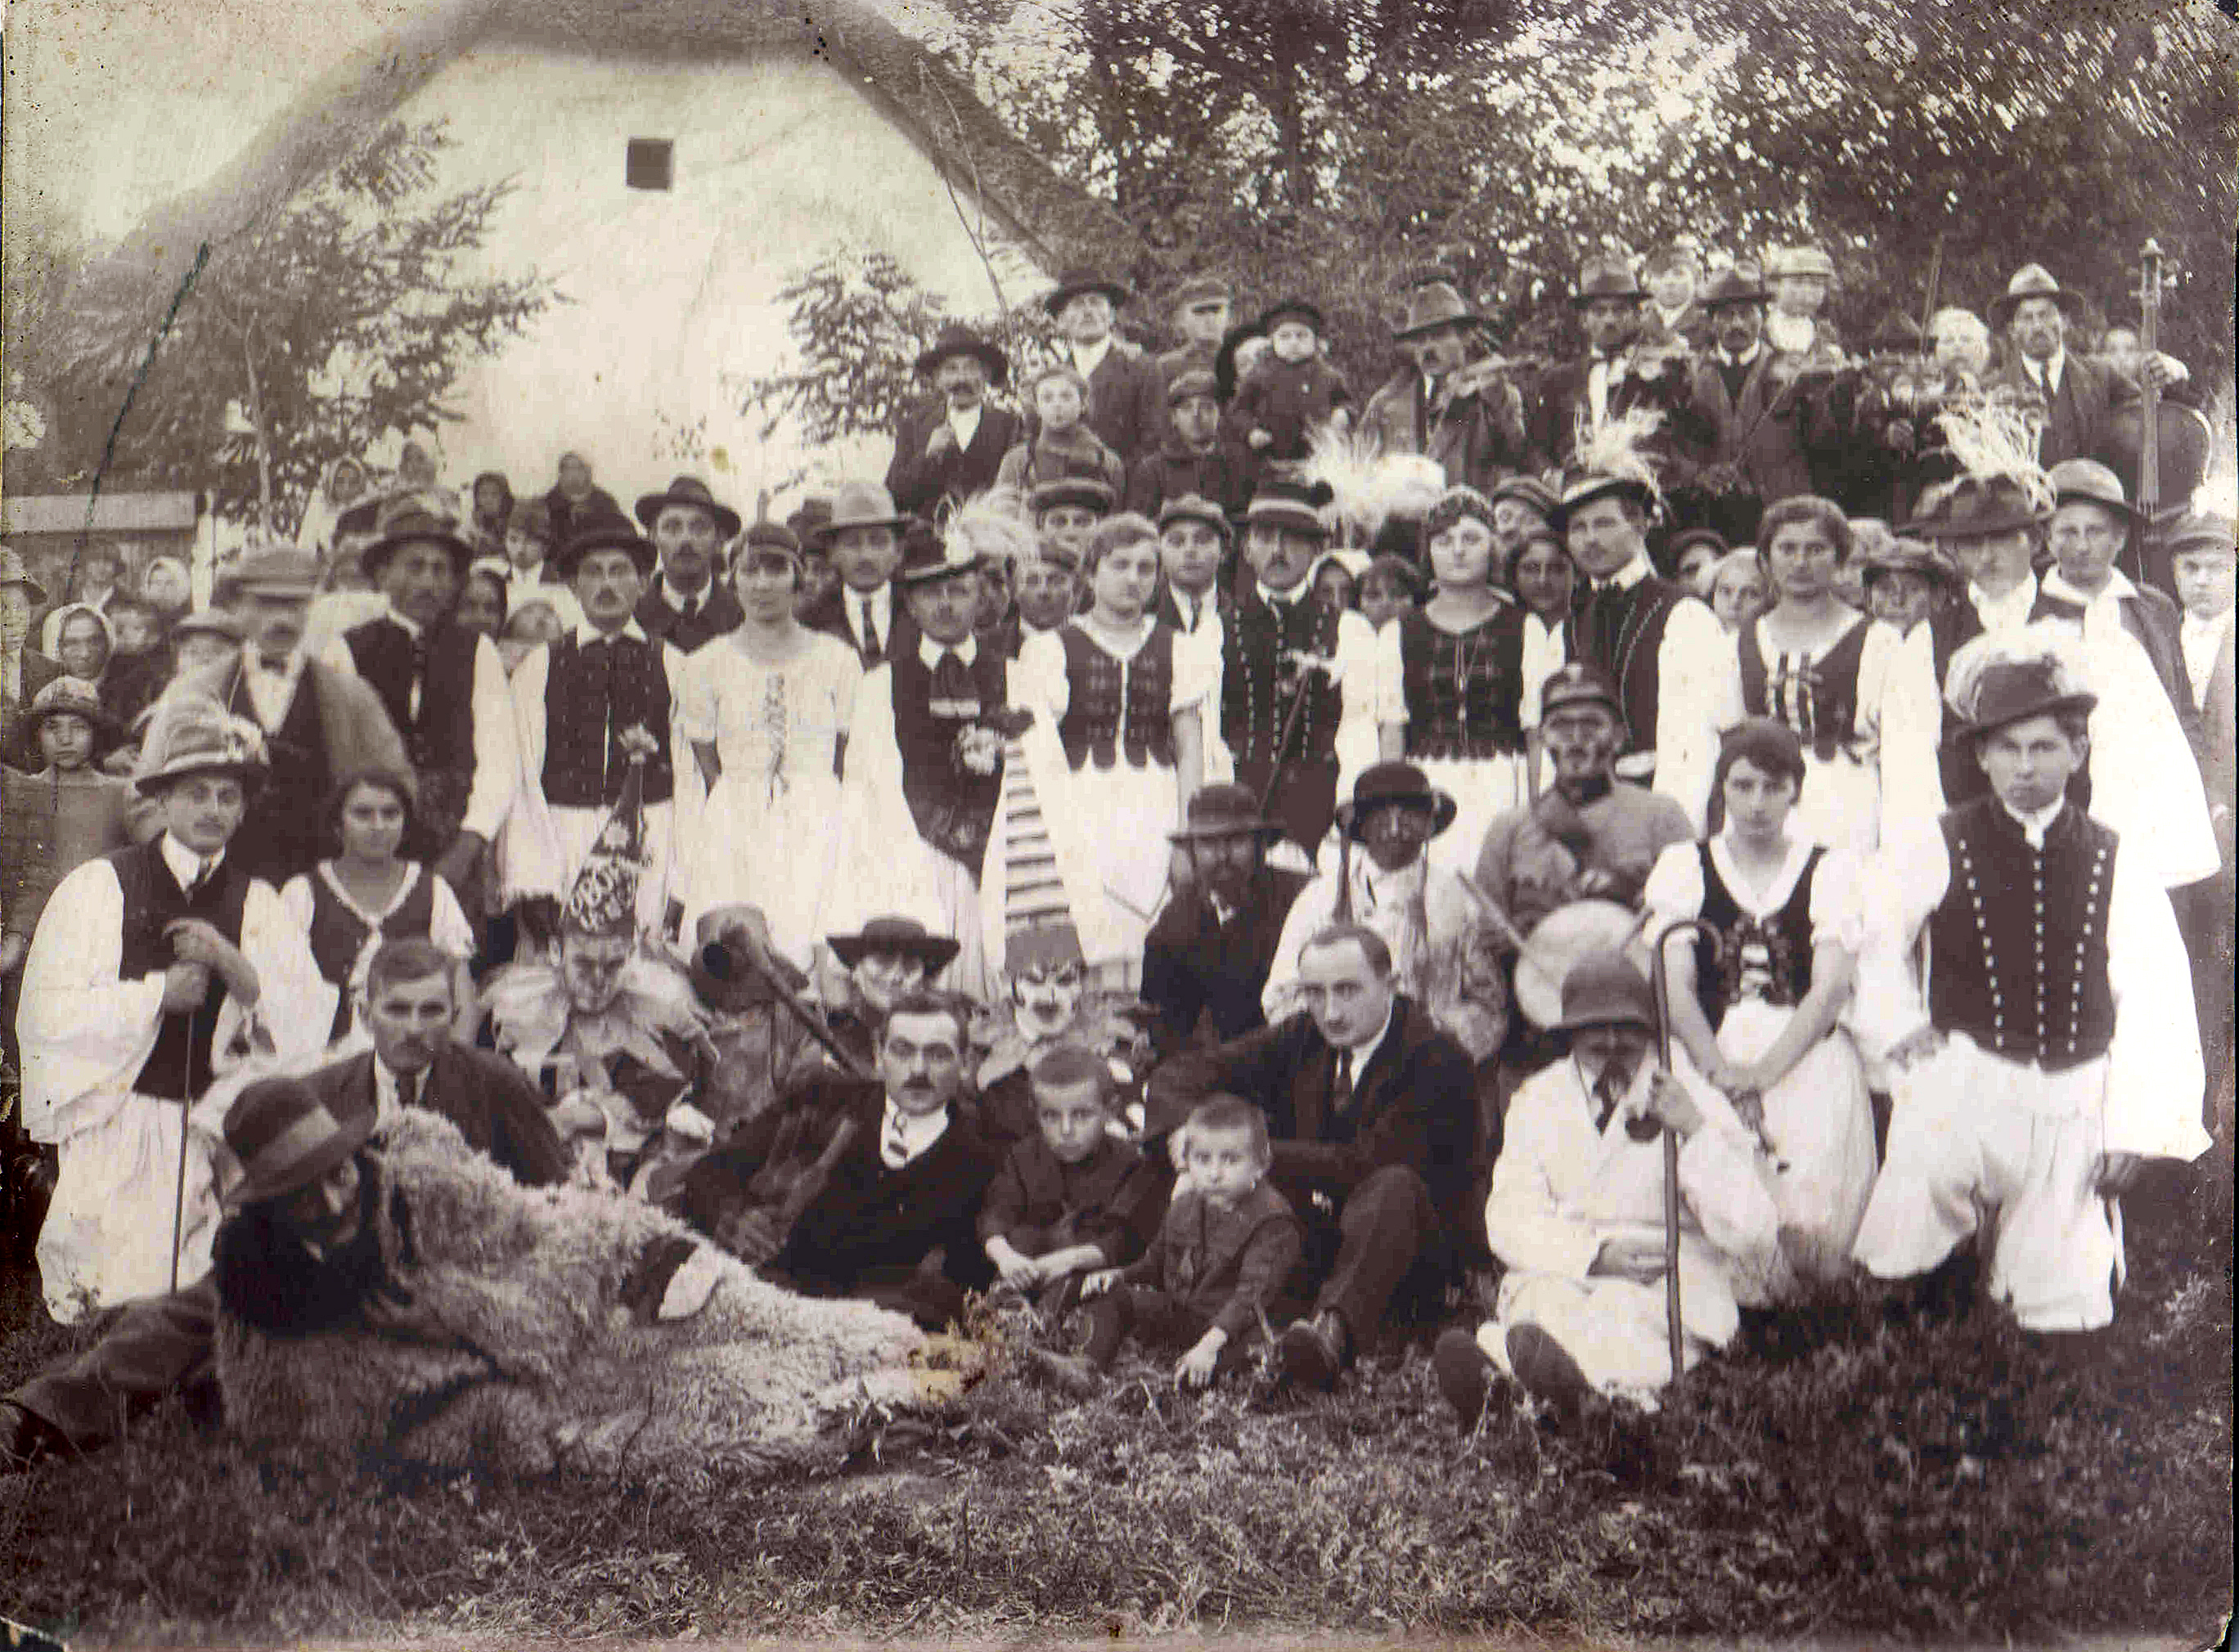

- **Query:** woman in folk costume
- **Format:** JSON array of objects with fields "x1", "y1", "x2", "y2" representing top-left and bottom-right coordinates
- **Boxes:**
[
  {"x1": 1731, "y1": 494, "x2": 1945, "y2": 855},
  {"x1": 998, "y1": 513, "x2": 1210, "y2": 983},
  {"x1": 1640, "y1": 719, "x2": 1879, "y2": 1287},
  {"x1": 1375, "y1": 485, "x2": 1535, "y2": 877},
  {"x1": 207, "y1": 1075, "x2": 977, "y2": 1480},
  {"x1": 16, "y1": 694, "x2": 335, "y2": 1320},
  {"x1": 278, "y1": 766, "x2": 476, "y2": 1048},
  {"x1": 675, "y1": 521, "x2": 863, "y2": 967}
]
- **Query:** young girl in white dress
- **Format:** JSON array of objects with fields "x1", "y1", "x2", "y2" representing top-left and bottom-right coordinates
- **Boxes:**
[
  {"x1": 1641, "y1": 718, "x2": 1879, "y2": 1295},
  {"x1": 678, "y1": 527, "x2": 863, "y2": 967},
  {"x1": 1734, "y1": 495, "x2": 1943, "y2": 856},
  {"x1": 1005, "y1": 514, "x2": 1208, "y2": 983}
]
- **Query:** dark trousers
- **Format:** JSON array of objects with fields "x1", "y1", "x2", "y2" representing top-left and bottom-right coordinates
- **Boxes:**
[
  {"x1": 1081, "y1": 1286, "x2": 1270, "y2": 1375},
  {"x1": 1286, "y1": 1162, "x2": 1444, "y2": 1344},
  {"x1": 14, "y1": 1279, "x2": 218, "y2": 1448}
]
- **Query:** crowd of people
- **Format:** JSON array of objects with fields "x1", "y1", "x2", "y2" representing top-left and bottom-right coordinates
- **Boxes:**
[{"x1": 0, "y1": 242, "x2": 2231, "y2": 1471}]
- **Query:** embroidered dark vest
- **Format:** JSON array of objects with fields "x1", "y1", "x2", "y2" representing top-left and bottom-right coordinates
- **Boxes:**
[
  {"x1": 225, "y1": 666, "x2": 330, "y2": 887},
  {"x1": 344, "y1": 617, "x2": 478, "y2": 777},
  {"x1": 892, "y1": 645, "x2": 1010, "y2": 869},
  {"x1": 1739, "y1": 617, "x2": 1871, "y2": 762},
  {"x1": 1058, "y1": 623, "x2": 1177, "y2": 770},
  {"x1": 1927, "y1": 800, "x2": 2116, "y2": 1071},
  {"x1": 307, "y1": 865, "x2": 438, "y2": 1039},
  {"x1": 1693, "y1": 843, "x2": 1820, "y2": 1031},
  {"x1": 1578, "y1": 577, "x2": 1683, "y2": 762},
  {"x1": 110, "y1": 840, "x2": 253, "y2": 1101},
  {"x1": 542, "y1": 633, "x2": 676, "y2": 808},
  {"x1": 1399, "y1": 606, "x2": 1526, "y2": 760},
  {"x1": 1221, "y1": 593, "x2": 1341, "y2": 767}
]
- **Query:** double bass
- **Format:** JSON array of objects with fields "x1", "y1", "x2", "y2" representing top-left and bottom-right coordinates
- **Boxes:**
[{"x1": 2105, "y1": 239, "x2": 2214, "y2": 584}]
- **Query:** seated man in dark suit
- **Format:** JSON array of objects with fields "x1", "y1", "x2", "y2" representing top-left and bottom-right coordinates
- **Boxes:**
[
  {"x1": 1142, "y1": 783, "x2": 1309, "y2": 1059},
  {"x1": 679, "y1": 991, "x2": 999, "y2": 1330},
  {"x1": 1144, "y1": 923, "x2": 1477, "y2": 1391},
  {"x1": 0, "y1": 936, "x2": 565, "y2": 1466}
]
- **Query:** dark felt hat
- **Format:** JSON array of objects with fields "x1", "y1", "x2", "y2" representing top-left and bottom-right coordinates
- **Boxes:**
[
  {"x1": 224, "y1": 1075, "x2": 375, "y2": 1210},
  {"x1": 1043, "y1": 269, "x2": 1134, "y2": 315},
  {"x1": 1167, "y1": 781, "x2": 1284, "y2": 843},
  {"x1": 1957, "y1": 653, "x2": 2097, "y2": 743},
  {"x1": 362, "y1": 495, "x2": 476, "y2": 582},
  {"x1": 634, "y1": 475, "x2": 744, "y2": 539},
  {"x1": 915, "y1": 324, "x2": 1011, "y2": 389},
  {"x1": 1989, "y1": 263, "x2": 2088, "y2": 329},
  {"x1": 827, "y1": 915, "x2": 962, "y2": 973},
  {"x1": 1901, "y1": 475, "x2": 2048, "y2": 542},
  {"x1": 1538, "y1": 662, "x2": 1625, "y2": 724},
  {"x1": 894, "y1": 522, "x2": 986, "y2": 588},
  {"x1": 1699, "y1": 267, "x2": 1769, "y2": 311},
  {"x1": 1393, "y1": 281, "x2": 1480, "y2": 340},
  {"x1": 1571, "y1": 256, "x2": 1646, "y2": 308},
  {"x1": 1334, "y1": 761, "x2": 1458, "y2": 840},
  {"x1": 1029, "y1": 476, "x2": 1116, "y2": 517},
  {"x1": 552, "y1": 513, "x2": 658, "y2": 581},
  {"x1": 1241, "y1": 479, "x2": 1333, "y2": 541},
  {"x1": 1550, "y1": 949, "x2": 1658, "y2": 1032}
]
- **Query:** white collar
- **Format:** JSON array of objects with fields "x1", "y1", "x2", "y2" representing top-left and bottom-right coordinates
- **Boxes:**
[
  {"x1": 2042, "y1": 566, "x2": 2135, "y2": 607},
  {"x1": 1256, "y1": 579, "x2": 1311, "y2": 609},
  {"x1": 851, "y1": 584, "x2": 892, "y2": 616},
  {"x1": 1970, "y1": 572, "x2": 2038, "y2": 622},
  {"x1": 1070, "y1": 336, "x2": 1113, "y2": 375},
  {"x1": 1999, "y1": 796, "x2": 2066, "y2": 847},
  {"x1": 2181, "y1": 608, "x2": 2232, "y2": 642},
  {"x1": 1335, "y1": 1000, "x2": 1396, "y2": 1062},
  {"x1": 947, "y1": 403, "x2": 983, "y2": 439},
  {"x1": 1591, "y1": 555, "x2": 1652, "y2": 592},
  {"x1": 1718, "y1": 341, "x2": 1762, "y2": 368},
  {"x1": 160, "y1": 833, "x2": 223, "y2": 888},
  {"x1": 573, "y1": 617, "x2": 650, "y2": 646},
  {"x1": 879, "y1": 1098, "x2": 950, "y2": 1165},
  {"x1": 381, "y1": 605, "x2": 423, "y2": 638},
  {"x1": 918, "y1": 632, "x2": 979, "y2": 669},
  {"x1": 2028, "y1": 347, "x2": 2067, "y2": 388},
  {"x1": 249, "y1": 644, "x2": 304, "y2": 676},
  {"x1": 660, "y1": 574, "x2": 713, "y2": 611}
]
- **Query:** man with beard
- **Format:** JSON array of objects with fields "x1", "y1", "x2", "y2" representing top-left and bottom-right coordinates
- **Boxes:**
[
  {"x1": 633, "y1": 476, "x2": 745, "y2": 654},
  {"x1": 173, "y1": 546, "x2": 408, "y2": 889},
  {"x1": 0, "y1": 937, "x2": 565, "y2": 1467},
  {"x1": 1360, "y1": 280, "x2": 1533, "y2": 495},
  {"x1": 681, "y1": 991, "x2": 1000, "y2": 1330},
  {"x1": 1985, "y1": 265, "x2": 2186, "y2": 470},
  {"x1": 1141, "y1": 785, "x2": 1306, "y2": 1058},
  {"x1": 1042, "y1": 269, "x2": 1167, "y2": 466},
  {"x1": 887, "y1": 326, "x2": 1023, "y2": 518}
]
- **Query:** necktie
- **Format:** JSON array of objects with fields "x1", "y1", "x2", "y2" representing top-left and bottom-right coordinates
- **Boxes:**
[
  {"x1": 407, "y1": 633, "x2": 429, "y2": 723},
  {"x1": 679, "y1": 593, "x2": 699, "y2": 623},
  {"x1": 1591, "y1": 1067, "x2": 1624, "y2": 1132},
  {"x1": 259, "y1": 650, "x2": 290, "y2": 674},
  {"x1": 860, "y1": 596, "x2": 883, "y2": 662},
  {"x1": 182, "y1": 858, "x2": 214, "y2": 902},
  {"x1": 931, "y1": 650, "x2": 973, "y2": 706},
  {"x1": 883, "y1": 1112, "x2": 910, "y2": 1169},
  {"x1": 1329, "y1": 1048, "x2": 1355, "y2": 1115},
  {"x1": 1180, "y1": 595, "x2": 1198, "y2": 633}
]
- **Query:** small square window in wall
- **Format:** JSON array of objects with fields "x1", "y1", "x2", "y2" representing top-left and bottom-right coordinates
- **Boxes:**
[{"x1": 626, "y1": 138, "x2": 674, "y2": 191}]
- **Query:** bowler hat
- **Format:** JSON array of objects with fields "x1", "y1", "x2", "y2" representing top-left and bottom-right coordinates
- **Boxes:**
[
  {"x1": 1901, "y1": 474, "x2": 2048, "y2": 542},
  {"x1": 1571, "y1": 256, "x2": 1645, "y2": 308},
  {"x1": 635, "y1": 475, "x2": 744, "y2": 539},
  {"x1": 827, "y1": 915, "x2": 962, "y2": 973},
  {"x1": 224, "y1": 1075, "x2": 375, "y2": 1210},
  {"x1": 2045, "y1": 458, "x2": 2143, "y2": 526},
  {"x1": 1538, "y1": 662, "x2": 1625, "y2": 725},
  {"x1": 1550, "y1": 949, "x2": 1657, "y2": 1033},
  {"x1": 816, "y1": 481, "x2": 910, "y2": 542},
  {"x1": 1258, "y1": 297, "x2": 1327, "y2": 337},
  {"x1": 1334, "y1": 761, "x2": 1458, "y2": 840},
  {"x1": 1241, "y1": 479, "x2": 1333, "y2": 541},
  {"x1": 551, "y1": 514, "x2": 658, "y2": 581},
  {"x1": 1042, "y1": 269, "x2": 1134, "y2": 316},
  {"x1": 915, "y1": 324, "x2": 1011, "y2": 390},
  {"x1": 1393, "y1": 281, "x2": 1481, "y2": 340},
  {"x1": 133, "y1": 692, "x2": 270, "y2": 796},
  {"x1": 0, "y1": 545, "x2": 47, "y2": 606},
  {"x1": 1029, "y1": 477, "x2": 1116, "y2": 518},
  {"x1": 1699, "y1": 267, "x2": 1769, "y2": 311},
  {"x1": 222, "y1": 545, "x2": 323, "y2": 598},
  {"x1": 1958, "y1": 653, "x2": 2097, "y2": 742},
  {"x1": 1989, "y1": 263, "x2": 2087, "y2": 329},
  {"x1": 362, "y1": 494, "x2": 476, "y2": 582},
  {"x1": 1168, "y1": 781, "x2": 1284, "y2": 843},
  {"x1": 1157, "y1": 493, "x2": 1231, "y2": 541}
]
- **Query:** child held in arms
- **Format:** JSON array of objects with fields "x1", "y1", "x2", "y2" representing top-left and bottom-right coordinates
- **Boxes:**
[
  {"x1": 979, "y1": 1043, "x2": 1166, "y2": 1314},
  {"x1": 1053, "y1": 1094, "x2": 1302, "y2": 1390},
  {"x1": 1232, "y1": 299, "x2": 1354, "y2": 463}
]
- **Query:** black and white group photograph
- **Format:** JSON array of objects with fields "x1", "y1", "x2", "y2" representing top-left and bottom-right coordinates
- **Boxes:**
[{"x1": 0, "y1": 0, "x2": 2232, "y2": 1644}]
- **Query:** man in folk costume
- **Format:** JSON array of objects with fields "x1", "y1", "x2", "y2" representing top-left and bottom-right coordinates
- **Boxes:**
[
  {"x1": 1983, "y1": 264, "x2": 2187, "y2": 470},
  {"x1": 2039, "y1": 459, "x2": 2195, "y2": 732},
  {"x1": 633, "y1": 476, "x2": 747, "y2": 654},
  {"x1": 1530, "y1": 254, "x2": 1715, "y2": 486},
  {"x1": 887, "y1": 326, "x2": 1023, "y2": 519},
  {"x1": 327, "y1": 493, "x2": 519, "y2": 883},
  {"x1": 16, "y1": 694, "x2": 333, "y2": 1320},
  {"x1": 483, "y1": 762, "x2": 713, "y2": 1186},
  {"x1": 1850, "y1": 639, "x2": 2207, "y2": 1335},
  {"x1": 173, "y1": 546, "x2": 408, "y2": 888},
  {"x1": 1141, "y1": 783, "x2": 1310, "y2": 1060},
  {"x1": 1358, "y1": 280, "x2": 1532, "y2": 495},
  {"x1": 1043, "y1": 268, "x2": 1167, "y2": 467},
  {"x1": 1216, "y1": 479, "x2": 1384, "y2": 867},
  {"x1": 798, "y1": 481, "x2": 919, "y2": 671},
  {"x1": 830, "y1": 501, "x2": 1025, "y2": 999},
  {"x1": 1686, "y1": 267, "x2": 1815, "y2": 545},
  {"x1": 506, "y1": 518, "x2": 702, "y2": 942},
  {"x1": 1555, "y1": 436, "x2": 1731, "y2": 830}
]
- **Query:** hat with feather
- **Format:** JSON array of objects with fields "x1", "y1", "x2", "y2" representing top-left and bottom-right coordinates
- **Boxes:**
[
  {"x1": 1902, "y1": 398, "x2": 2055, "y2": 541},
  {"x1": 1551, "y1": 408, "x2": 1667, "y2": 531}
]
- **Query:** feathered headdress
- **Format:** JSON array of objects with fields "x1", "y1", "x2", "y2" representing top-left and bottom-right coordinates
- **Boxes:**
[
  {"x1": 1944, "y1": 621, "x2": 2097, "y2": 732},
  {"x1": 943, "y1": 486, "x2": 1036, "y2": 567},
  {"x1": 1555, "y1": 406, "x2": 1666, "y2": 525},
  {"x1": 133, "y1": 691, "x2": 270, "y2": 796},
  {"x1": 1298, "y1": 424, "x2": 1445, "y2": 547},
  {"x1": 1931, "y1": 396, "x2": 2054, "y2": 515}
]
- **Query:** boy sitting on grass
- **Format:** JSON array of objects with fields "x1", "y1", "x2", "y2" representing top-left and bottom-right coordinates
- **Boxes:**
[
  {"x1": 979, "y1": 1043, "x2": 1167, "y2": 1314},
  {"x1": 1040, "y1": 1095, "x2": 1303, "y2": 1391}
]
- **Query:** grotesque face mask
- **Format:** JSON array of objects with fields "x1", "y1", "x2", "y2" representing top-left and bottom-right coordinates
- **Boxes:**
[
  {"x1": 1011, "y1": 963, "x2": 1085, "y2": 1044},
  {"x1": 559, "y1": 931, "x2": 633, "y2": 1015},
  {"x1": 852, "y1": 949, "x2": 927, "y2": 1016}
]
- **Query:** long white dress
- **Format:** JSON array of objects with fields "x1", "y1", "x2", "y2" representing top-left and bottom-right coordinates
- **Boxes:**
[
  {"x1": 1002, "y1": 616, "x2": 1214, "y2": 980},
  {"x1": 677, "y1": 629, "x2": 863, "y2": 967},
  {"x1": 1642, "y1": 833, "x2": 1880, "y2": 1288},
  {"x1": 18, "y1": 844, "x2": 336, "y2": 1320}
]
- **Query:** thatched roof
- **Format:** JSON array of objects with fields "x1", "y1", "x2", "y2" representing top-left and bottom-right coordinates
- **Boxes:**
[{"x1": 99, "y1": 0, "x2": 1130, "y2": 303}]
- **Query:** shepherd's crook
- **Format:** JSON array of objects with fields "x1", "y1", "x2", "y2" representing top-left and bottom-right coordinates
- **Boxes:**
[{"x1": 1649, "y1": 918, "x2": 1720, "y2": 1385}]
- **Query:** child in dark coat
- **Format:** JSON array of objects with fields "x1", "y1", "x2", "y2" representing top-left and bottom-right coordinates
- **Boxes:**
[
  {"x1": 1059, "y1": 1095, "x2": 1303, "y2": 1389},
  {"x1": 979, "y1": 1044, "x2": 1167, "y2": 1313},
  {"x1": 1232, "y1": 299, "x2": 1352, "y2": 464}
]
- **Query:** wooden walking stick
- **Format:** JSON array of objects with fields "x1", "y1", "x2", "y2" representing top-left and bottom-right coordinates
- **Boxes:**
[{"x1": 1648, "y1": 917, "x2": 1719, "y2": 1384}]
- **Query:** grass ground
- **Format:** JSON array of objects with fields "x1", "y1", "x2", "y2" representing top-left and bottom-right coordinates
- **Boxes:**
[{"x1": 0, "y1": 1156, "x2": 2229, "y2": 1647}]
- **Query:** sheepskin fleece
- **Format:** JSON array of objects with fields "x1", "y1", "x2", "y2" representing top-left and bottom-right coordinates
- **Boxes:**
[{"x1": 214, "y1": 1111, "x2": 941, "y2": 1478}]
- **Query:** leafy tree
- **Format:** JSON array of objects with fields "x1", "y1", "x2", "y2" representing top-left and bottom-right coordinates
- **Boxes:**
[{"x1": 43, "y1": 119, "x2": 552, "y2": 535}]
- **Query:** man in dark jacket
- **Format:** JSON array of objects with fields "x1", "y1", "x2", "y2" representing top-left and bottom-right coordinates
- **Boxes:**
[
  {"x1": 633, "y1": 476, "x2": 746, "y2": 653},
  {"x1": 1141, "y1": 784, "x2": 1309, "y2": 1058},
  {"x1": 1126, "y1": 367, "x2": 1256, "y2": 523},
  {"x1": 1982, "y1": 264, "x2": 2187, "y2": 471},
  {"x1": 887, "y1": 326, "x2": 1023, "y2": 518},
  {"x1": 1144, "y1": 923, "x2": 1478, "y2": 1390},
  {"x1": 1044, "y1": 269, "x2": 1168, "y2": 466}
]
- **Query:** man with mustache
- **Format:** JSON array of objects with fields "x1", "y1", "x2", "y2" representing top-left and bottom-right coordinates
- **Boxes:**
[
  {"x1": 1359, "y1": 278, "x2": 1532, "y2": 495},
  {"x1": 1984, "y1": 264, "x2": 2187, "y2": 470},
  {"x1": 886, "y1": 326, "x2": 1023, "y2": 518}
]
